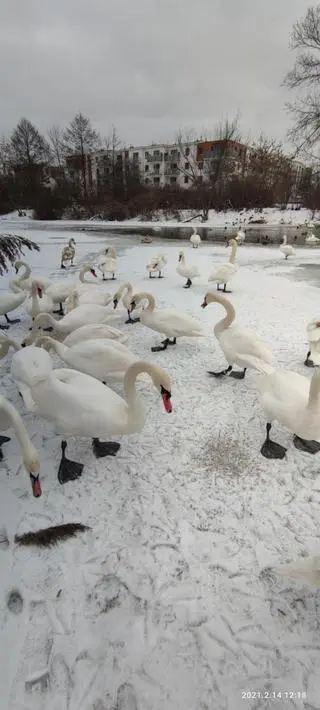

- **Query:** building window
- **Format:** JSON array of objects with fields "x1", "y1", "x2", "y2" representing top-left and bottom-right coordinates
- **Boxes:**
[
  {"x1": 184, "y1": 162, "x2": 189, "y2": 169},
  {"x1": 145, "y1": 165, "x2": 149, "y2": 172},
  {"x1": 125, "y1": 151, "x2": 129, "y2": 158},
  {"x1": 133, "y1": 152, "x2": 139, "y2": 160},
  {"x1": 145, "y1": 152, "x2": 149, "y2": 159},
  {"x1": 170, "y1": 177, "x2": 177, "y2": 184},
  {"x1": 154, "y1": 163, "x2": 160, "y2": 172},
  {"x1": 184, "y1": 176, "x2": 189, "y2": 184},
  {"x1": 186, "y1": 147, "x2": 190, "y2": 156},
  {"x1": 154, "y1": 177, "x2": 160, "y2": 185},
  {"x1": 145, "y1": 177, "x2": 150, "y2": 184},
  {"x1": 164, "y1": 152, "x2": 168, "y2": 160}
]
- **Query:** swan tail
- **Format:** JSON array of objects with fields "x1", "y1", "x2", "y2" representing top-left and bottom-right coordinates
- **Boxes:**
[{"x1": 15, "y1": 523, "x2": 91, "y2": 548}]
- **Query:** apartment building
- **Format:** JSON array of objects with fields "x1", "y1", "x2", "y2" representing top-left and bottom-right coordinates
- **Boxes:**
[{"x1": 88, "y1": 139, "x2": 248, "y2": 190}]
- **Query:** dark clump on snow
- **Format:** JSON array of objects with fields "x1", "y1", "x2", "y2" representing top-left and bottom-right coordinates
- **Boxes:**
[{"x1": 14, "y1": 522, "x2": 91, "y2": 548}]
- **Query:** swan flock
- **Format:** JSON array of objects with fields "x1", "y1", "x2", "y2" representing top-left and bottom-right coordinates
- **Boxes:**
[{"x1": 2, "y1": 222, "x2": 320, "y2": 583}]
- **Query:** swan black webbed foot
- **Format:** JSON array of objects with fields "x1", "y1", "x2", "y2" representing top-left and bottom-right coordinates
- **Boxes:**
[
  {"x1": 5, "y1": 314, "x2": 20, "y2": 325},
  {"x1": 293, "y1": 435, "x2": 320, "y2": 454},
  {"x1": 60, "y1": 264, "x2": 66, "y2": 269},
  {"x1": 58, "y1": 441, "x2": 83, "y2": 484},
  {"x1": 92, "y1": 438, "x2": 120, "y2": 458},
  {"x1": 125, "y1": 310, "x2": 140, "y2": 324},
  {"x1": 304, "y1": 350, "x2": 314, "y2": 367},
  {"x1": 260, "y1": 423, "x2": 287, "y2": 460},
  {"x1": 222, "y1": 284, "x2": 232, "y2": 293},
  {"x1": 184, "y1": 278, "x2": 192, "y2": 288},
  {"x1": 208, "y1": 365, "x2": 232, "y2": 377},
  {"x1": 229, "y1": 367, "x2": 247, "y2": 380},
  {"x1": 0, "y1": 435, "x2": 11, "y2": 461},
  {"x1": 151, "y1": 337, "x2": 176, "y2": 352}
]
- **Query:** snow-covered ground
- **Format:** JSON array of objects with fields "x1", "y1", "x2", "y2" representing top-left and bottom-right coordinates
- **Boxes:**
[
  {"x1": 0, "y1": 206, "x2": 317, "y2": 231},
  {"x1": 1, "y1": 229, "x2": 320, "y2": 710}
]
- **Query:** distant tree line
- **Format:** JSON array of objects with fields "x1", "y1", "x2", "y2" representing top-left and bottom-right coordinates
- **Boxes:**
[{"x1": 0, "y1": 111, "x2": 319, "y2": 222}]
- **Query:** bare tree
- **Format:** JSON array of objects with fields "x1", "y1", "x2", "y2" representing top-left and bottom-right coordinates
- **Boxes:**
[
  {"x1": 63, "y1": 113, "x2": 101, "y2": 198},
  {"x1": 9, "y1": 118, "x2": 51, "y2": 199},
  {"x1": 176, "y1": 117, "x2": 242, "y2": 219},
  {"x1": 11, "y1": 118, "x2": 50, "y2": 168},
  {"x1": 0, "y1": 136, "x2": 12, "y2": 176},
  {"x1": 102, "y1": 126, "x2": 123, "y2": 198},
  {"x1": 283, "y1": 5, "x2": 320, "y2": 149},
  {"x1": 47, "y1": 125, "x2": 64, "y2": 170},
  {"x1": 247, "y1": 135, "x2": 295, "y2": 203}
]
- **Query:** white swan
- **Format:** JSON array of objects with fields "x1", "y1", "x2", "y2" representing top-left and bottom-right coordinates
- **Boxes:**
[
  {"x1": 201, "y1": 291, "x2": 275, "y2": 379},
  {"x1": 146, "y1": 254, "x2": 167, "y2": 278},
  {"x1": 236, "y1": 228, "x2": 246, "y2": 245},
  {"x1": 61, "y1": 238, "x2": 76, "y2": 268},
  {"x1": 176, "y1": 250, "x2": 200, "y2": 288},
  {"x1": 279, "y1": 234, "x2": 295, "y2": 259},
  {"x1": 0, "y1": 394, "x2": 41, "y2": 497},
  {"x1": 22, "y1": 321, "x2": 128, "y2": 347},
  {"x1": 129, "y1": 291, "x2": 205, "y2": 352},
  {"x1": 23, "y1": 304, "x2": 120, "y2": 340},
  {"x1": 304, "y1": 319, "x2": 320, "y2": 367},
  {"x1": 190, "y1": 227, "x2": 201, "y2": 248},
  {"x1": 97, "y1": 247, "x2": 117, "y2": 280},
  {"x1": 255, "y1": 363, "x2": 320, "y2": 459},
  {"x1": 13, "y1": 260, "x2": 50, "y2": 293},
  {"x1": 0, "y1": 281, "x2": 27, "y2": 328},
  {"x1": 113, "y1": 282, "x2": 141, "y2": 324},
  {"x1": 14, "y1": 357, "x2": 172, "y2": 484},
  {"x1": 208, "y1": 239, "x2": 238, "y2": 292},
  {"x1": 36, "y1": 335, "x2": 149, "y2": 385},
  {"x1": 46, "y1": 264, "x2": 98, "y2": 315},
  {"x1": 26, "y1": 280, "x2": 54, "y2": 320},
  {"x1": 273, "y1": 555, "x2": 320, "y2": 586},
  {"x1": 65, "y1": 289, "x2": 113, "y2": 312}
]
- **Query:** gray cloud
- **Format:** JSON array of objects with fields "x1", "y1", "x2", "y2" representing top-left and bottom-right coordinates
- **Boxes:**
[{"x1": 0, "y1": 0, "x2": 311, "y2": 148}]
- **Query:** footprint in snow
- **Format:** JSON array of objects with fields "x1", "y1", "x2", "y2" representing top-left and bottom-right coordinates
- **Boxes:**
[
  {"x1": 86, "y1": 574, "x2": 122, "y2": 615},
  {"x1": 6, "y1": 588, "x2": 23, "y2": 614},
  {"x1": 115, "y1": 683, "x2": 138, "y2": 710}
]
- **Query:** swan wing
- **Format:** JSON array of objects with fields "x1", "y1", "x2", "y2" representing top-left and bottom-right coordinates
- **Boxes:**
[
  {"x1": 220, "y1": 326, "x2": 274, "y2": 365},
  {"x1": 32, "y1": 368, "x2": 127, "y2": 435},
  {"x1": 144, "y1": 308, "x2": 204, "y2": 336},
  {"x1": 63, "y1": 324, "x2": 128, "y2": 346}
]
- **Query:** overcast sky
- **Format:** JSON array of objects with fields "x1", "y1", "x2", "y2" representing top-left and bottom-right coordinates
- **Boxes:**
[{"x1": 0, "y1": 0, "x2": 312, "y2": 149}]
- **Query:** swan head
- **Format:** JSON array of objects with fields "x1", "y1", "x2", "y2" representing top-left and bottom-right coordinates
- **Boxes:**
[
  {"x1": 149, "y1": 364, "x2": 172, "y2": 413},
  {"x1": 24, "y1": 446, "x2": 41, "y2": 498},
  {"x1": 14, "y1": 260, "x2": 24, "y2": 274},
  {"x1": 90, "y1": 268, "x2": 97, "y2": 278},
  {"x1": 70, "y1": 238, "x2": 76, "y2": 246}
]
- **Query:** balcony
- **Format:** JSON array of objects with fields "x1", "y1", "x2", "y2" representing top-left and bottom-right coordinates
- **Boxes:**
[
  {"x1": 164, "y1": 166, "x2": 180, "y2": 176},
  {"x1": 145, "y1": 153, "x2": 163, "y2": 162}
]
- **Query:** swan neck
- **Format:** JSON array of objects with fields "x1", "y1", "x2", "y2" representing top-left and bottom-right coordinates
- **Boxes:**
[
  {"x1": 308, "y1": 369, "x2": 320, "y2": 408},
  {"x1": 135, "y1": 292, "x2": 155, "y2": 311},
  {"x1": 207, "y1": 293, "x2": 235, "y2": 333},
  {"x1": 229, "y1": 240, "x2": 237, "y2": 264},
  {"x1": 19, "y1": 262, "x2": 31, "y2": 281},
  {"x1": 123, "y1": 363, "x2": 147, "y2": 425},
  {"x1": 1, "y1": 399, "x2": 34, "y2": 460}
]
